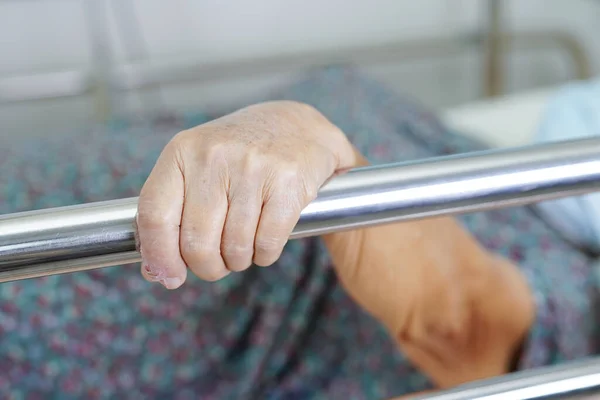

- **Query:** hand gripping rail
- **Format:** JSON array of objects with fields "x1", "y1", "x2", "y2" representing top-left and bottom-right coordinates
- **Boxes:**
[
  {"x1": 1, "y1": 137, "x2": 600, "y2": 284},
  {"x1": 1, "y1": 137, "x2": 600, "y2": 399}
]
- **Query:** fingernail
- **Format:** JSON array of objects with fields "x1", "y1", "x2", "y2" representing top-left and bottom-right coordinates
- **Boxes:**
[{"x1": 160, "y1": 277, "x2": 182, "y2": 290}]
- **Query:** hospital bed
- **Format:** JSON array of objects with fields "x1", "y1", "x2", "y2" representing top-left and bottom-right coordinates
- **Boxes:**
[
  {"x1": 1, "y1": 93, "x2": 600, "y2": 400},
  {"x1": 2, "y1": 3, "x2": 600, "y2": 397},
  {"x1": 2, "y1": 59, "x2": 599, "y2": 400},
  {"x1": 2, "y1": 72, "x2": 598, "y2": 400}
]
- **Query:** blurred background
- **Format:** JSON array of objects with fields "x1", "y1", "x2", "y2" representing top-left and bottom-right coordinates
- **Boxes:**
[{"x1": 0, "y1": 0, "x2": 599, "y2": 147}]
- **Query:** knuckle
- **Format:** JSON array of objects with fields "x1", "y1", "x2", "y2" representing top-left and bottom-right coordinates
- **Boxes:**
[
  {"x1": 180, "y1": 234, "x2": 229, "y2": 281},
  {"x1": 222, "y1": 242, "x2": 253, "y2": 260},
  {"x1": 201, "y1": 142, "x2": 227, "y2": 163},
  {"x1": 172, "y1": 129, "x2": 227, "y2": 164},
  {"x1": 168, "y1": 129, "x2": 194, "y2": 155},
  {"x1": 136, "y1": 207, "x2": 172, "y2": 231},
  {"x1": 276, "y1": 163, "x2": 303, "y2": 184},
  {"x1": 241, "y1": 153, "x2": 265, "y2": 177},
  {"x1": 180, "y1": 233, "x2": 214, "y2": 264},
  {"x1": 254, "y1": 234, "x2": 284, "y2": 256},
  {"x1": 269, "y1": 193, "x2": 304, "y2": 221},
  {"x1": 222, "y1": 243, "x2": 253, "y2": 271},
  {"x1": 170, "y1": 129, "x2": 190, "y2": 144},
  {"x1": 274, "y1": 164, "x2": 317, "y2": 202}
]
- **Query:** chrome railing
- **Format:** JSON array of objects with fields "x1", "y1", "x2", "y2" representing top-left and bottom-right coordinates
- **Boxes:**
[{"x1": 1, "y1": 137, "x2": 600, "y2": 283}]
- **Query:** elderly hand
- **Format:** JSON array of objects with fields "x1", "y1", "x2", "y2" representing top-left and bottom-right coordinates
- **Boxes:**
[
  {"x1": 136, "y1": 100, "x2": 534, "y2": 393},
  {"x1": 136, "y1": 101, "x2": 356, "y2": 287}
]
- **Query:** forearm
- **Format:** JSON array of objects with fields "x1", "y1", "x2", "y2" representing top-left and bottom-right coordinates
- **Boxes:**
[
  {"x1": 323, "y1": 148, "x2": 535, "y2": 388},
  {"x1": 325, "y1": 217, "x2": 534, "y2": 387}
]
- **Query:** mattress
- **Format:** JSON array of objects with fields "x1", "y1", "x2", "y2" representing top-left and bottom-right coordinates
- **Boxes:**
[{"x1": 441, "y1": 87, "x2": 559, "y2": 148}]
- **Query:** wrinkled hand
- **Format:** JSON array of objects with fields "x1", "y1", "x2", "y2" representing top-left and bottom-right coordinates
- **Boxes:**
[{"x1": 136, "y1": 101, "x2": 356, "y2": 288}]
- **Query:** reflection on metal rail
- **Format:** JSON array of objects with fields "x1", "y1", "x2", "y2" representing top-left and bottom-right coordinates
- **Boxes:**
[
  {"x1": 1, "y1": 137, "x2": 600, "y2": 283},
  {"x1": 415, "y1": 357, "x2": 600, "y2": 400}
]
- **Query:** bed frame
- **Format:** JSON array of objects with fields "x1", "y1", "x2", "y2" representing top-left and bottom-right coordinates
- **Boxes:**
[
  {"x1": 0, "y1": 0, "x2": 592, "y2": 123},
  {"x1": 1, "y1": 1, "x2": 600, "y2": 398}
]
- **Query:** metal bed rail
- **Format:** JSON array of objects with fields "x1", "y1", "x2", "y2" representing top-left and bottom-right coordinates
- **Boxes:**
[
  {"x1": 415, "y1": 357, "x2": 600, "y2": 399},
  {"x1": 0, "y1": 29, "x2": 590, "y2": 106},
  {"x1": 1, "y1": 137, "x2": 600, "y2": 283}
]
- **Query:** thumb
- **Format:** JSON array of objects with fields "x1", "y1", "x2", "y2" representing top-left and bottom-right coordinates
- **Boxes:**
[{"x1": 136, "y1": 141, "x2": 189, "y2": 288}]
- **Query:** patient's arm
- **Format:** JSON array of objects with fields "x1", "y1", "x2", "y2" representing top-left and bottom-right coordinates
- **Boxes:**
[{"x1": 324, "y1": 149, "x2": 535, "y2": 390}]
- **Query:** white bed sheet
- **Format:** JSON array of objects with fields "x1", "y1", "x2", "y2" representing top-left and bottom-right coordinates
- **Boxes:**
[{"x1": 441, "y1": 87, "x2": 559, "y2": 148}]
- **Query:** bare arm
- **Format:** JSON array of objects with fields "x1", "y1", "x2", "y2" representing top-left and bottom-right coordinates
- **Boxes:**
[{"x1": 324, "y1": 149, "x2": 535, "y2": 391}]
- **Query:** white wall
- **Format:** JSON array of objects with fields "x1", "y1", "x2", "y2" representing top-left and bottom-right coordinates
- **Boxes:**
[{"x1": 0, "y1": 0, "x2": 599, "y2": 140}]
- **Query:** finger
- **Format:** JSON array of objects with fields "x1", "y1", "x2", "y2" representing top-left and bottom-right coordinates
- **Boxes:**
[
  {"x1": 136, "y1": 145, "x2": 188, "y2": 289},
  {"x1": 221, "y1": 180, "x2": 262, "y2": 272},
  {"x1": 253, "y1": 184, "x2": 306, "y2": 267},
  {"x1": 179, "y1": 165, "x2": 230, "y2": 282}
]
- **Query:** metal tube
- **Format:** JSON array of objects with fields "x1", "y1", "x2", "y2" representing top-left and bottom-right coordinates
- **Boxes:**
[
  {"x1": 414, "y1": 357, "x2": 600, "y2": 399},
  {"x1": 0, "y1": 70, "x2": 93, "y2": 104},
  {"x1": 1, "y1": 138, "x2": 600, "y2": 283},
  {"x1": 483, "y1": 0, "x2": 505, "y2": 97},
  {"x1": 1, "y1": 29, "x2": 590, "y2": 104},
  {"x1": 82, "y1": 0, "x2": 117, "y2": 122},
  {"x1": 508, "y1": 30, "x2": 592, "y2": 81}
]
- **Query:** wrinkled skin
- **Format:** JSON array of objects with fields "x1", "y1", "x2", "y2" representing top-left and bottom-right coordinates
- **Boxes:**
[
  {"x1": 137, "y1": 101, "x2": 356, "y2": 286},
  {"x1": 136, "y1": 101, "x2": 535, "y2": 398}
]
